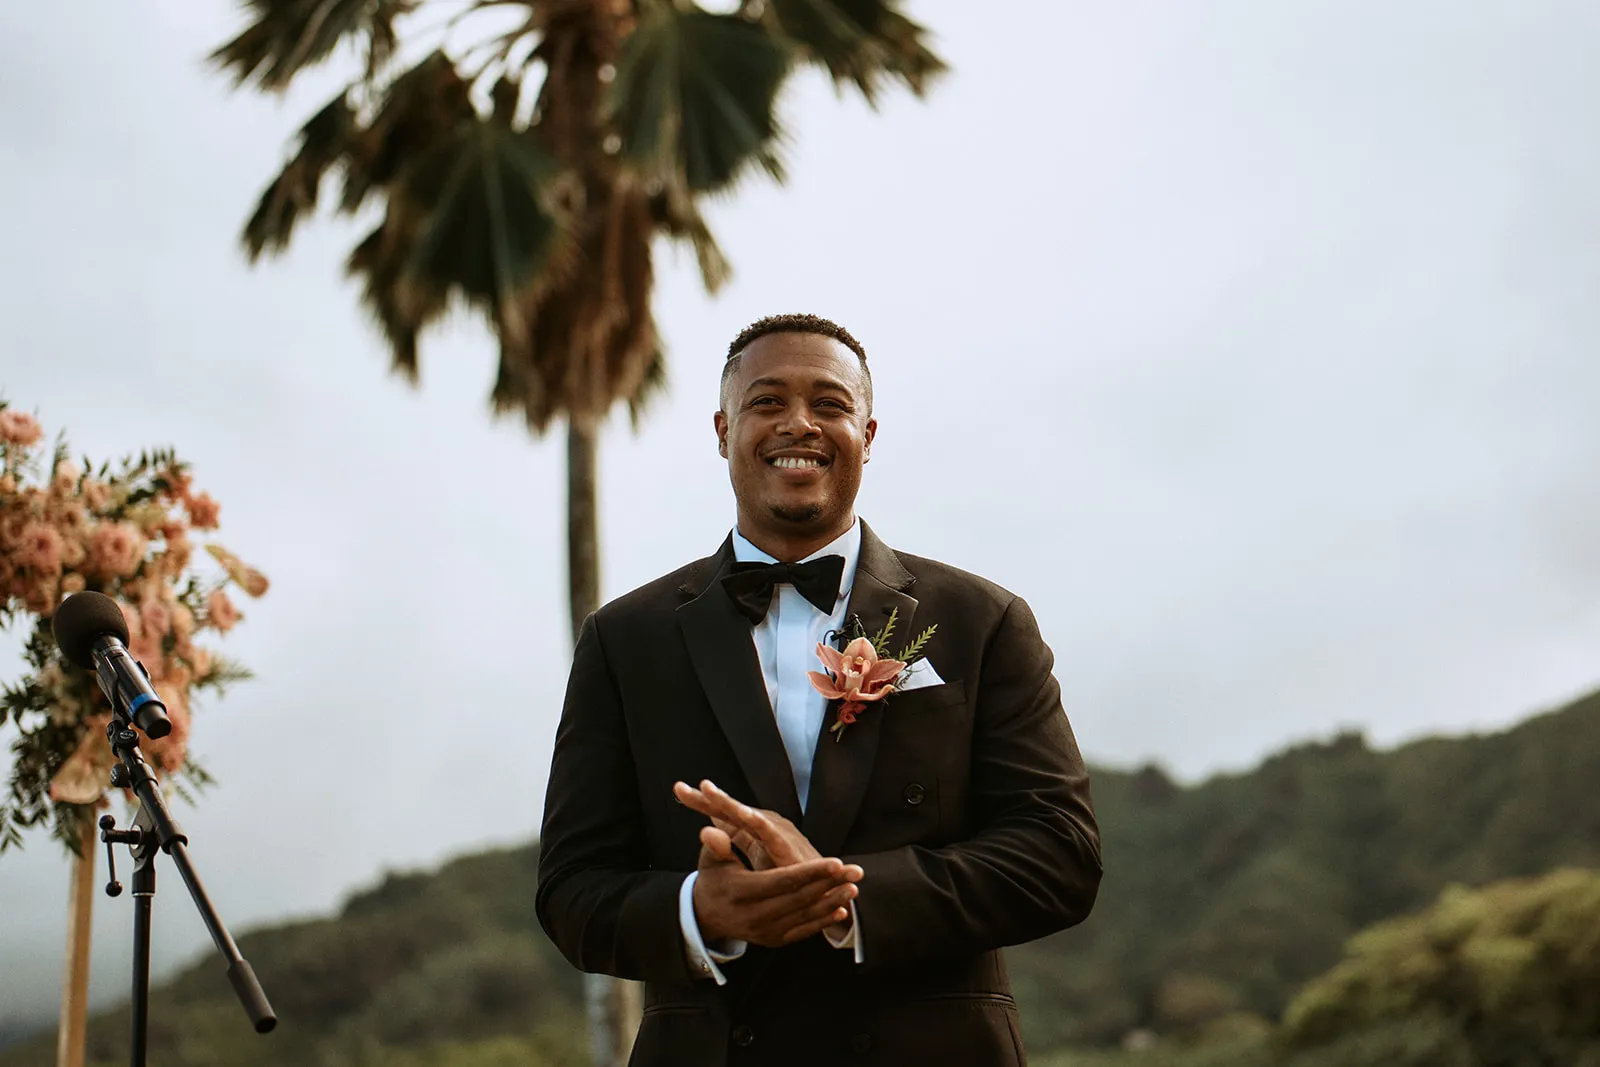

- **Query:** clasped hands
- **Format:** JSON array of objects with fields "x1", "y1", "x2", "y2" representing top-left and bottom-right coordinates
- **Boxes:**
[{"x1": 674, "y1": 779, "x2": 862, "y2": 949}]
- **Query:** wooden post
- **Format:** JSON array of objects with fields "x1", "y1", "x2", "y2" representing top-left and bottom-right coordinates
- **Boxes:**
[{"x1": 56, "y1": 819, "x2": 96, "y2": 1067}]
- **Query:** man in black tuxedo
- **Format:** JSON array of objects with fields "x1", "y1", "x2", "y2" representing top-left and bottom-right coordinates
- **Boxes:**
[{"x1": 537, "y1": 314, "x2": 1101, "y2": 1066}]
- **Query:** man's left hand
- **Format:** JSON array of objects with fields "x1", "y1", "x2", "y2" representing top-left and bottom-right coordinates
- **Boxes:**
[{"x1": 673, "y1": 780, "x2": 819, "y2": 870}]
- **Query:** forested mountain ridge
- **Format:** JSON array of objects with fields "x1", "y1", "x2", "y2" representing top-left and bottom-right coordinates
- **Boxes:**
[{"x1": 4, "y1": 689, "x2": 1597, "y2": 1065}]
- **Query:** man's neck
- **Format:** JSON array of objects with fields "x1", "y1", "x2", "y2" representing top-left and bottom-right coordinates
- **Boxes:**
[{"x1": 736, "y1": 513, "x2": 857, "y2": 563}]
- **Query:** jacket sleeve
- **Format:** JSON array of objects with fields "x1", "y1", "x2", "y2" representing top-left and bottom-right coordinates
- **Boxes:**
[
  {"x1": 846, "y1": 595, "x2": 1102, "y2": 971},
  {"x1": 536, "y1": 612, "x2": 693, "y2": 984}
]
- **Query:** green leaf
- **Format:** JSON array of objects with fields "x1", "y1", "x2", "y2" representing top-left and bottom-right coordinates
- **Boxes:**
[
  {"x1": 398, "y1": 119, "x2": 572, "y2": 314},
  {"x1": 609, "y1": 8, "x2": 791, "y2": 194},
  {"x1": 896, "y1": 624, "x2": 936, "y2": 665},
  {"x1": 870, "y1": 607, "x2": 898, "y2": 657},
  {"x1": 242, "y1": 90, "x2": 357, "y2": 260},
  {"x1": 759, "y1": 0, "x2": 946, "y2": 104},
  {"x1": 211, "y1": 0, "x2": 417, "y2": 92}
]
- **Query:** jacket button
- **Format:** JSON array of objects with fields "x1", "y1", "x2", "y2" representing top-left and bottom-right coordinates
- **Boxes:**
[
  {"x1": 732, "y1": 1024, "x2": 754, "y2": 1047},
  {"x1": 903, "y1": 783, "x2": 925, "y2": 805},
  {"x1": 850, "y1": 1032, "x2": 873, "y2": 1053}
]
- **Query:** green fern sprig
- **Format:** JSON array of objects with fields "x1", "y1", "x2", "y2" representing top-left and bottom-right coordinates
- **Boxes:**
[
  {"x1": 870, "y1": 608, "x2": 899, "y2": 657},
  {"x1": 896, "y1": 625, "x2": 938, "y2": 665}
]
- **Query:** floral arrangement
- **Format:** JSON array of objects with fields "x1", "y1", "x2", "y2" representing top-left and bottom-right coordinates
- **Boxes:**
[
  {"x1": 0, "y1": 400, "x2": 268, "y2": 853},
  {"x1": 808, "y1": 608, "x2": 936, "y2": 739}
]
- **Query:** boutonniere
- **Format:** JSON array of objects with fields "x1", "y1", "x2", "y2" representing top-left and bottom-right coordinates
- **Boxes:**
[{"x1": 808, "y1": 608, "x2": 937, "y2": 740}]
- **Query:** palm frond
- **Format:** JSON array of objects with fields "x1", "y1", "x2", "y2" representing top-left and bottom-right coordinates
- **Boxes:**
[
  {"x1": 211, "y1": 0, "x2": 420, "y2": 92},
  {"x1": 242, "y1": 90, "x2": 356, "y2": 260},
  {"x1": 758, "y1": 0, "x2": 946, "y2": 104},
  {"x1": 608, "y1": 8, "x2": 791, "y2": 195}
]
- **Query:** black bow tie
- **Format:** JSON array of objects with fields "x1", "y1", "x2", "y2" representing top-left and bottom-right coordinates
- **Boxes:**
[{"x1": 721, "y1": 555, "x2": 845, "y2": 625}]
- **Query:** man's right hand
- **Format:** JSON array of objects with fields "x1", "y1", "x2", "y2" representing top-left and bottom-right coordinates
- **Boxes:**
[{"x1": 692, "y1": 824, "x2": 862, "y2": 947}]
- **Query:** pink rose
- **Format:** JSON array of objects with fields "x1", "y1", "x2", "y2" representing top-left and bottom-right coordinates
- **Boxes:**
[
  {"x1": 88, "y1": 521, "x2": 146, "y2": 579},
  {"x1": 206, "y1": 588, "x2": 241, "y2": 632},
  {"x1": 16, "y1": 521, "x2": 63, "y2": 574},
  {"x1": 0, "y1": 409, "x2": 43, "y2": 447}
]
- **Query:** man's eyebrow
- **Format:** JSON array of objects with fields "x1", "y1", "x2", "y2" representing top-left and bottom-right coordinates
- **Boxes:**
[{"x1": 742, "y1": 376, "x2": 854, "y2": 394}]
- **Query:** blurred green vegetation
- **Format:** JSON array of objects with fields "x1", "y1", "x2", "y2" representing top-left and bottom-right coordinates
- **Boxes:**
[{"x1": 4, "y1": 690, "x2": 1598, "y2": 1065}]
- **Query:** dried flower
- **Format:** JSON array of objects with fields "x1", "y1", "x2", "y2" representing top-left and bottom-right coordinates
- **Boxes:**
[
  {"x1": 16, "y1": 522, "x2": 63, "y2": 575},
  {"x1": 205, "y1": 588, "x2": 242, "y2": 632},
  {"x1": 186, "y1": 492, "x2": 220, "y2": 529},
  {"x1": 89, "y1": 521, "x2": 146, "y2": 579},
  {"x1": 0, "y1": 408, "x2": 44, "y2": 446}
]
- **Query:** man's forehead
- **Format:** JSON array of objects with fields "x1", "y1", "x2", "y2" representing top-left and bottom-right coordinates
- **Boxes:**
[{"x1": 732, "y1": 333, "x2": 861, "y2": 388}]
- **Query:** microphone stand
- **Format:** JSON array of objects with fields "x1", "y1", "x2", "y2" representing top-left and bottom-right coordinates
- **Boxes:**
[{"x1": 95, "y1": 708, "x2": 276, "y2": 1067}]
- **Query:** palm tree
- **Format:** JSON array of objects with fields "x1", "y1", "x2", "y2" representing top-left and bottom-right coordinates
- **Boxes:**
[{"x1": 211, "y1": 1, "x2": 944, "y2": 1063}]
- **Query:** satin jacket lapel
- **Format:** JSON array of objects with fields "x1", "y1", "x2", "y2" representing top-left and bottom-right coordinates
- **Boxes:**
[
  {"x1": 677, "y1": 541, "x2": 804, "y2": 824},
  {"x1": 802, "y1": 523, "x2": 918, "y2": 857}
]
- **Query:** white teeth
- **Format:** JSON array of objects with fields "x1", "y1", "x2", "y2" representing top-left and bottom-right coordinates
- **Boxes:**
[{"x1": 771, "y1": 456, "x2": 821, "y2": 469}]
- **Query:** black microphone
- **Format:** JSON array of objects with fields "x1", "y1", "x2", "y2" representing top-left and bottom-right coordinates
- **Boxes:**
[{"x1": 52, "y1": 591, "x2": 172, "y2": 739}]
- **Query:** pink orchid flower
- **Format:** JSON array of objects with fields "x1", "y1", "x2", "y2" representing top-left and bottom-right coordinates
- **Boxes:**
[{"x1": 808, "y1": 637, "x2": 906, "y2": 705}]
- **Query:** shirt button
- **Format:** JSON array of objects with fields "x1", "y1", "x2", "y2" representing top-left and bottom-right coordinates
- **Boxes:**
[
  {"x1": 732, "y1": 1024, "x2": 754, "y2": 1047},
  {"x1": 903, "y1": 783, "x2": 925, "y2": 805}
]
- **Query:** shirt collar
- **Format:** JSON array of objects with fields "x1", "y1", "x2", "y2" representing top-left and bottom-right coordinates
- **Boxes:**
[{"x1": 731, "y1": 519, "x2": 862, "y2": 604}]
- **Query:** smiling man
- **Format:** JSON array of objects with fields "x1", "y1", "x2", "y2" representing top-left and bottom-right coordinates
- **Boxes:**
[{"x1": 537, "y1": 314, "x2": 1102, "y2": 1066}]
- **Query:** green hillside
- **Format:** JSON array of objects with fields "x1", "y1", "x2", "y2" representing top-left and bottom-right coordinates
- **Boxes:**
[{"x1": 3, "y1": 690, "x2": 1598, "y2": 1065}]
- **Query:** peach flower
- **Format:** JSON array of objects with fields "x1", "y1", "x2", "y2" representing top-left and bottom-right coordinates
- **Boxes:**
[
  {"x1": 89, "y1": 521, "x2": 146, "y2": 578},
  {"x1": 16, "y1": 521, "x2": 63, "y2": 574},
  {"x1": 0, "y1": 409, "x2": 43, "y2": 447},
  {"x1": 61, "y1": 572, "x2": 86, "y2": 594},
  {"x1": 170, "y1": 602, "x2": 195, "y2": 641},
  {"x1": 205, "y1": 588, "x2": 241, "y2": 632},
  {"x1": 81, "y1": 478, "x2": 111, "y2": 512},
  {"x1": 808, "y1": 637, "x2": 905, "y2": 705},
  {"x1": 143, "y1": 677, "x2": 191, "y2": 774},
  {"x1": 24, "y1": 576, "x2": 60, "y2": 615},
  {"x1": 140, "y1": 596, "x2": 172, "y2": 639},
  {"x1": 186, "y1": 492, "x2": 220, "y2": 529},
  {"x1": 50, "y1": 461, "x2": 81, "y2": 496},
  {"x1": 120, "y1": 600, "x2": 144, "y2": 641}
]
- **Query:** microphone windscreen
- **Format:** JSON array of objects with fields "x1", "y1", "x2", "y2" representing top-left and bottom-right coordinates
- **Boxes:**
[{"x1": 52, "y1": 591, "x2": 130, "y2": 669}]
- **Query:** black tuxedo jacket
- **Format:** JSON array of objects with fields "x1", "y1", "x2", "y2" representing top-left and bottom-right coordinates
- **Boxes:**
[{"x1": 536, "y1": 523, "x2": 1101, "y2": 1066}]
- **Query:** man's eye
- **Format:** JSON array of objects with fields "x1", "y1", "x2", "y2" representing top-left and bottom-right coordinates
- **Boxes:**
[{"x1": 752, "y1": 397, "x2": 780, "y2": 408}]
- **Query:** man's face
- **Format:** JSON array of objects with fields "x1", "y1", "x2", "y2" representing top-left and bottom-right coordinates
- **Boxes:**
[{"x1": 715, "y1": 332, "x2": 876, "y2": 548}]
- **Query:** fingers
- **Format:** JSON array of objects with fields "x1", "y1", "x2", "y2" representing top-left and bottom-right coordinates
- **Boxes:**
[
  {"x1": 775, "y1": 883, "x2": 858, "y2": 945},
  {"x1": 675, "y1": 780, "x2": 773, "y2": 838},
  {"x1": 699, "y1": 825, "x2": 738, "y2": 865}
]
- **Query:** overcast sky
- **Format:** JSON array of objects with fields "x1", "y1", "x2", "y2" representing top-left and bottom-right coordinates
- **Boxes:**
[{"x1": 5, "y1": 0, "x2": 1600, "y2": 1030}]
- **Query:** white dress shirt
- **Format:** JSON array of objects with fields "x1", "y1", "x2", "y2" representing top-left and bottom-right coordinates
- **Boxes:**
[{"x1": 678, "y1": 521, "x2": 866, "y2": 984}]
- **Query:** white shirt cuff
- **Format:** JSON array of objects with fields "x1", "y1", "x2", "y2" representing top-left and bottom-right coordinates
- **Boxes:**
[
  {"x1": 823, "y1": 899, "x2": 865, "y2": 964},
  {"x1": 678, "y1": 871, "x2": 746, "y2": 984}
]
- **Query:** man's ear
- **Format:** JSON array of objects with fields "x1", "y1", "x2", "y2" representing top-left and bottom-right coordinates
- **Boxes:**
[
  {"x1": 713, "y1": 411, "x2": 729, "y2": 458},
  {"x1": 862, "y1": 417, "x2": 877, "y2": 463}
]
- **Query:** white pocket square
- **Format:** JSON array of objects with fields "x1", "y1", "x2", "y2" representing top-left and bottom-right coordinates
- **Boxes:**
[{"x1": 897, "y1": 657, "x2": 946, "y2": 691}]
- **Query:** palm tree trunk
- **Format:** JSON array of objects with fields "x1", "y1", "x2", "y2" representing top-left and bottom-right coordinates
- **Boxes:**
[{"x1": 566, "y1": 416, "x2": 642, "y2": 1067}]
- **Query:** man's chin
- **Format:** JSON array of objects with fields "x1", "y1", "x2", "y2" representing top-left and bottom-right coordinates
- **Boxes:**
[{"x1": 767, "y1": 502, "x2": 825, "y2": 525}]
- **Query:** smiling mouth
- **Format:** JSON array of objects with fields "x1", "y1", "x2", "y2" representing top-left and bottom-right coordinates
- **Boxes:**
[{"x1": 767, "y1": 456, "x2": 828, "y2": 471}]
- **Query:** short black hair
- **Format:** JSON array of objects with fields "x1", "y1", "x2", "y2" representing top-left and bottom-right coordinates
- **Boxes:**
[{"x1": 720, "y1": 313, "x2": 873, "y2": 414}]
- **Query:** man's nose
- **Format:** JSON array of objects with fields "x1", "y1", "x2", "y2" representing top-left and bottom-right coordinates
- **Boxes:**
[{"x1": 776, "y1": 406, "x2": 821, "y2": 436}]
